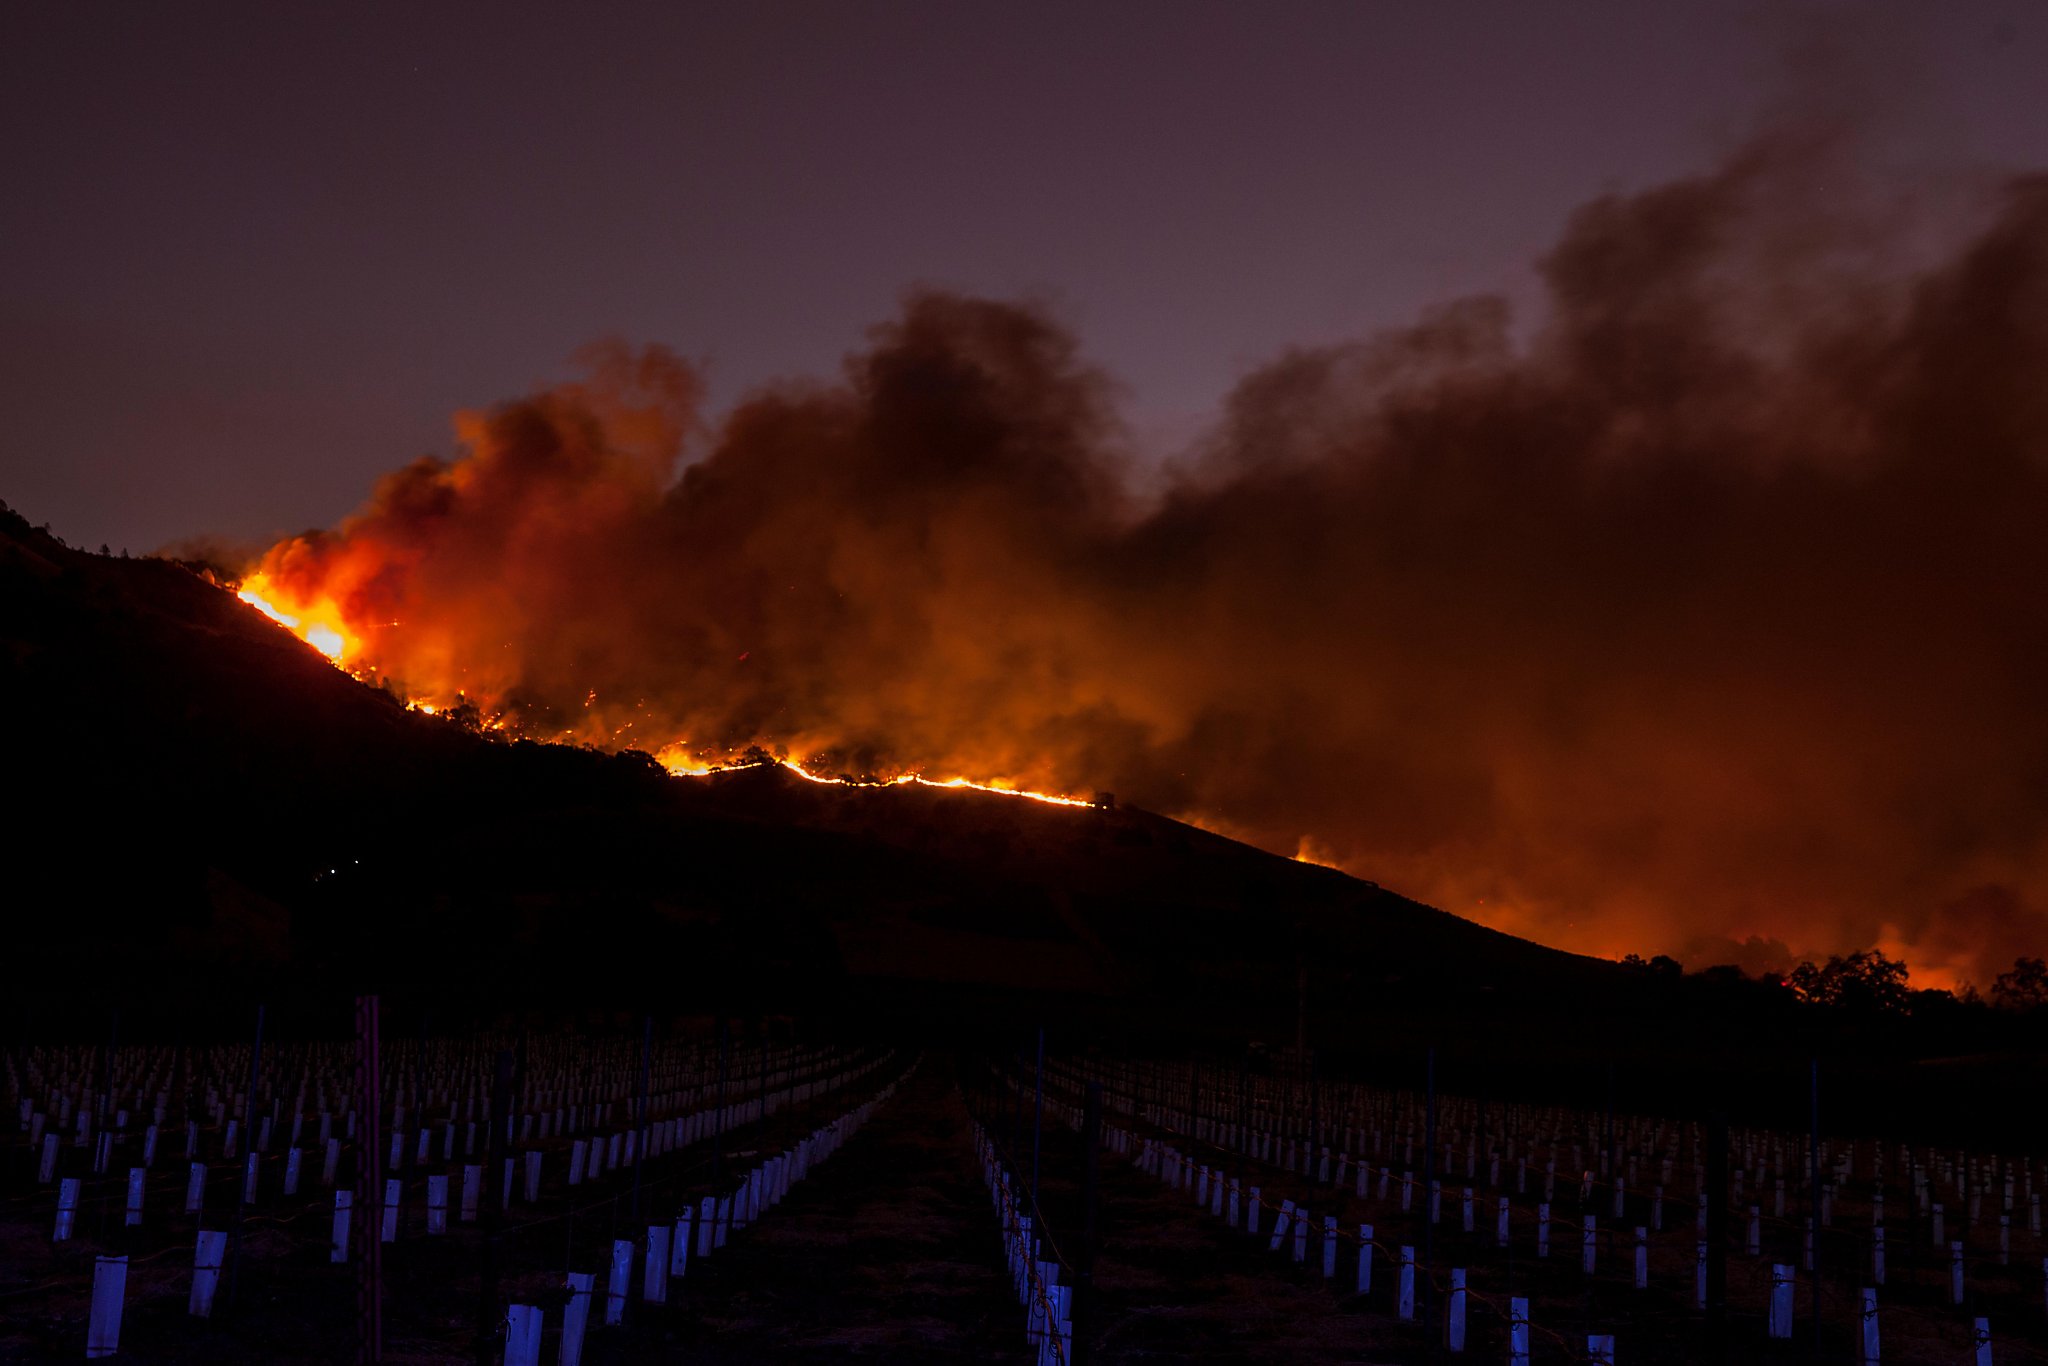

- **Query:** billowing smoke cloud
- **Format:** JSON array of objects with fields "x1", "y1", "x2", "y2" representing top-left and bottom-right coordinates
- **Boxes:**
[{"x1": 245, "y1": 138, "x2": 2048, "y2": 986}]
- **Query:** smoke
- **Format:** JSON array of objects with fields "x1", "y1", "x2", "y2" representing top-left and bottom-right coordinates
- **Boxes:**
[{"x1": 243, "y1": 139, "x2": 2048, "y2": 985}]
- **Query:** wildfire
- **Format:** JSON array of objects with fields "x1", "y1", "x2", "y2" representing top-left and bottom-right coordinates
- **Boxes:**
[
  {"x1": 229, "y1": 578, "x2": 1096, "y2": 811},
  {"x1": 899, "y1": 774, "x2": 1095, "y2": 807},
  {"x1": 786, "y1": 764, "x2": 1095, "y2": 808},
  {"x1": 1293, "y1": 835, "x2": 1341, "y2": 868},
  {"x1": 653, "y1": 744, "x2": 1094, "y2": 808},
  {"x1": 236, "y1": 574, "x2": 355, "y2": 664}
]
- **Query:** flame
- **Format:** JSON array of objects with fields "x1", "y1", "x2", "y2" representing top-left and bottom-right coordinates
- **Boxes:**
[
  {"x1": 1293, "y1": 835, "x2": 1341, "y2": 868},
  {"x1": 236, "y1": 574, "x2": 356, "y2": 663},
  {"x1": 230, "y1": 579, "x2": 1097, "y2": 810},
  {"x1": 801, "y1": 765, "x2": 1094, "y2": 808},
  {"x1": 649, "y1": 744, "x2": 1094, "y2": 808}
]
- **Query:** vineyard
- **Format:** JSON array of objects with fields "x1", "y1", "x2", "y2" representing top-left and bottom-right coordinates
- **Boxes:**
[{"x1": 6, "y1": 1002, "x2": 2044, "y2": 1364}]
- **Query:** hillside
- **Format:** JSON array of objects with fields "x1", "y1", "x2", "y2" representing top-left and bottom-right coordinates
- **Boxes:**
[
  {"x1": 9, "y1": 502, "x2": 2048, "y2": 1139},
  {"x1": 0, "y1": 502, "x2": 1609, "y2": 1021}
]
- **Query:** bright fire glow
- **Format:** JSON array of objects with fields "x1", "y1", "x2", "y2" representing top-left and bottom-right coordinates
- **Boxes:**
[
  {"x1": 236, "y1": 575, "x2": 356, "y2": 663},
  {"x1": 1293, "y1": 835, "x2": 1341, "y2": 868},
  {"x1": 229, "y1": 578, "x2": 1096, "y2": 811},
  {"x1": 785, "y1": 762, "x2": 1095, "y2": 808},
  {"x1": 652, "y1": 744, "x2": 1093, "y2": 808}
]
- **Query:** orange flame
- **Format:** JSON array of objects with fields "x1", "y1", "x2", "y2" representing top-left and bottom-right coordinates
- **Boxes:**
[
  {"x1": 651, "y1": 744, "x2": 1094, "y2": 808},
  {"x1": 236, "y1": 574, "x2": 355, "y2": 663},
  {"x1": 229, "y1": 579, "x2": 1097, "y2": 810}
]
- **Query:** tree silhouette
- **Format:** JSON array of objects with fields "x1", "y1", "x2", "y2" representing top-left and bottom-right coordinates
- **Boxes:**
[
  {"x1": 1992, "y1": 956, "x2": 2048, "y2": 1011},
  {"x1": 1786, "y1": 949, "x2": 1911, "y2": 1014}
]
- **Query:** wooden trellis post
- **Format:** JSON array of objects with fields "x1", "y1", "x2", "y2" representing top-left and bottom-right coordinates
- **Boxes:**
[{"x1": 355, "y1": 993, "x2": 383, "y2": 1364}]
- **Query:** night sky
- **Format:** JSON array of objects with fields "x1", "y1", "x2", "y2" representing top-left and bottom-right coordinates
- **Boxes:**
[
  {"x1": 6, "y1": 3, "x2": 2042, "y2": 553},
  {"x1": 8, "y1": 4, "x2": 2048, "y2": 983}
]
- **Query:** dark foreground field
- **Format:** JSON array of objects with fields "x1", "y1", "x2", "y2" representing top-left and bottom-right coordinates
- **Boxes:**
[
  {"x1": 596, "y1": 1060, "x2": 1029, "y2": 1364},
  {"x1": 6, "y1": 520, "x2": 2046, "y2": 1362},
  {"x1": 10, "y1": 1035, "x2": 2044, "y2": 1366}
]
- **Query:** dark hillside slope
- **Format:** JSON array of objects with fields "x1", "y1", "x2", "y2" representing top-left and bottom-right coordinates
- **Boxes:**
[
  {"x1": 5, "y1": 503, "x2": 2044, "y2": 1139},
  {"x1": 2, "y1": 502, "x2": 1604, "y2": 1026}
]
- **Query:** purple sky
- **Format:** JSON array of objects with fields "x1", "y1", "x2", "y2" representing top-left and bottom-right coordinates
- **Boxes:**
[{"x1": 5, "y1": 2, "x2": 2045, "y2": 554}]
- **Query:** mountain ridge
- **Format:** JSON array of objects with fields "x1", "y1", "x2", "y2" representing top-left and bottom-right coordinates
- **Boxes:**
[
  {"x1": 1, "y1": 498, "x2": 1611, "y2": 1023},
  {"x1": 15, "y1": 499, "x2": 2048, "y2": 1142}
]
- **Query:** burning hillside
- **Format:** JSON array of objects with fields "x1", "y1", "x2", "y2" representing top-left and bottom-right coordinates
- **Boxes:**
[{"x1": 228, "y1": 134, "x2": 2048, "y2": 987}]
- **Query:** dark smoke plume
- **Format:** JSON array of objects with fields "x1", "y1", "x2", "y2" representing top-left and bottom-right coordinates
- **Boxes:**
[{"x1": 247, "y1": 140, "x2": 2048, "y2": 985}]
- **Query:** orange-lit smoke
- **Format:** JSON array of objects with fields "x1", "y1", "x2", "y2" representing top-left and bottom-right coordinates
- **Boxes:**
[{"x1": 235, "y1": 137, "x2": 2048, "y2": 987}]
